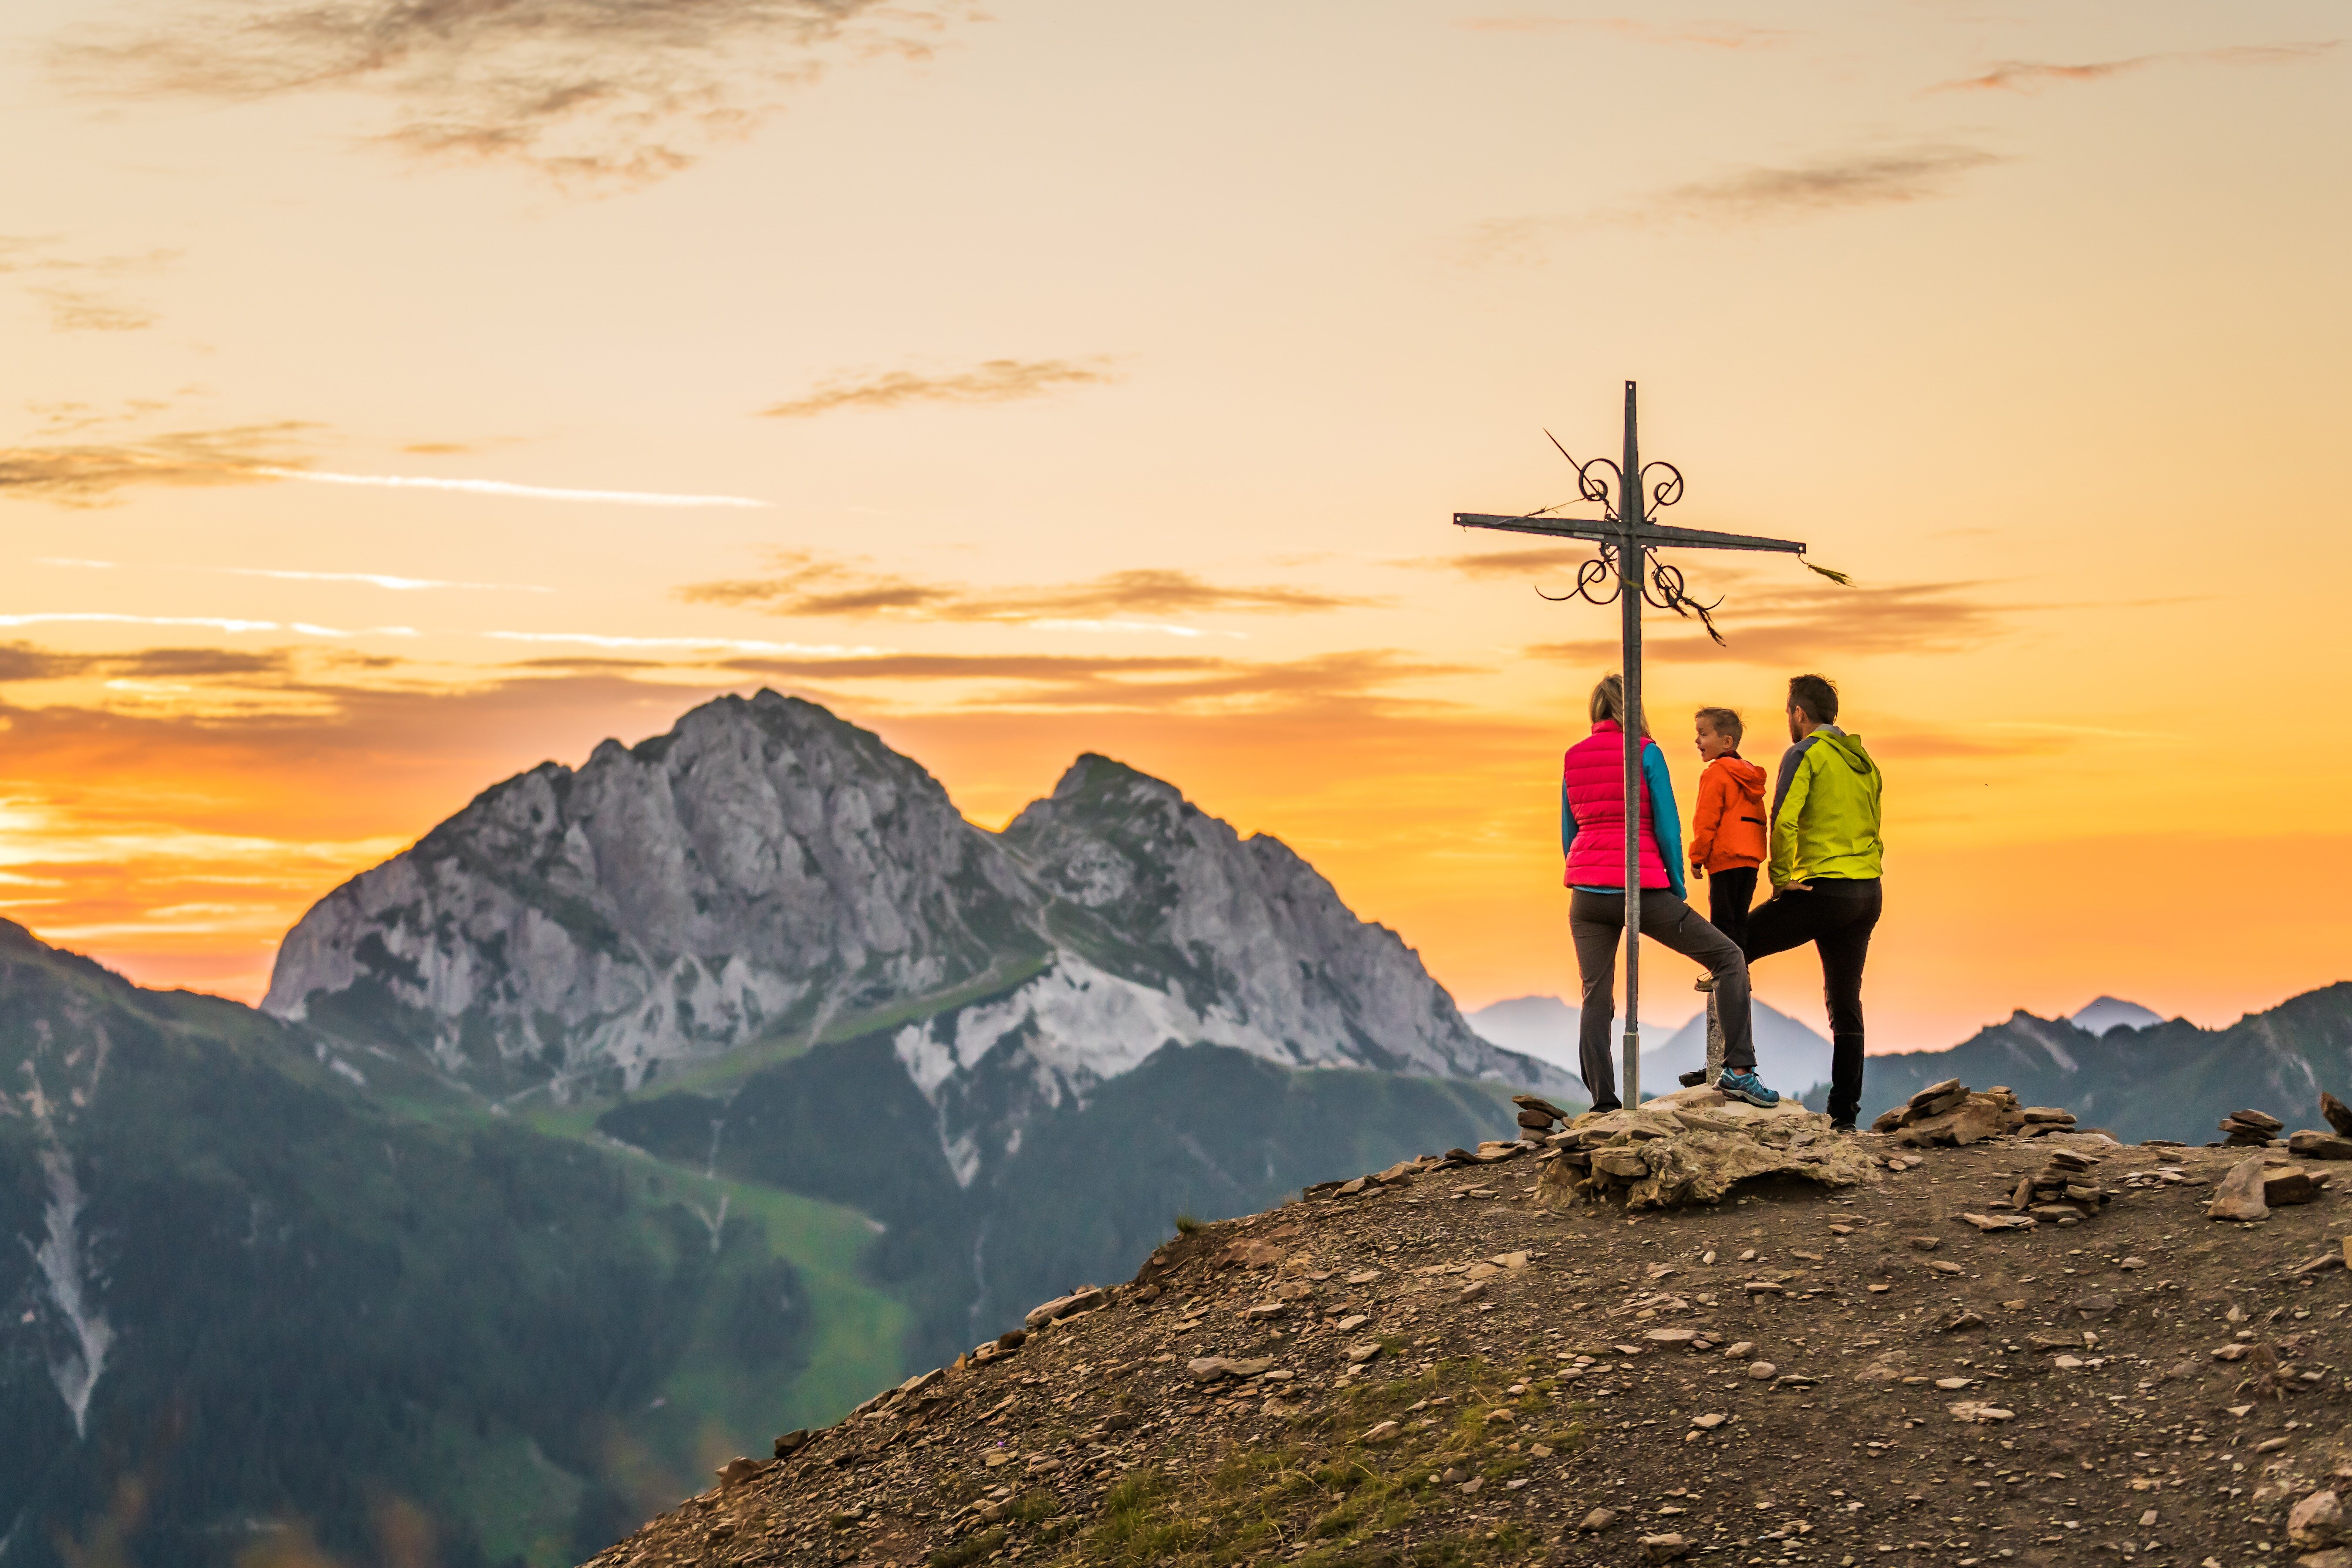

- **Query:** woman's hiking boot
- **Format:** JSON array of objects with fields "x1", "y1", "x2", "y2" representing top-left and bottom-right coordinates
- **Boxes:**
[{"x1": 1716, "y1": 1069, "x2": 1780, "y2": 1108}]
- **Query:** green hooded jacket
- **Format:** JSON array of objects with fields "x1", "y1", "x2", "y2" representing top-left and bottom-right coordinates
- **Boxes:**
[{"x1": 1768, "y1": 730, "x2": 1884, "y2": 886}]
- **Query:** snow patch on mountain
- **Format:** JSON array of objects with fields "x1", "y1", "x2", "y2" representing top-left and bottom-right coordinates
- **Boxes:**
[{"x1": 2070, "y1": 997, "x2": 2165, "y2": 1037}]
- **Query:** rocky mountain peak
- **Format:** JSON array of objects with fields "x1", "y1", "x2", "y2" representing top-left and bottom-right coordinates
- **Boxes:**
[
  {"x1": 267, "y1": 691, "x2": 1569, "y2": 1112},
  {"x1": 265, "y1": 689, "x2": 1038, "y2": 1095}
]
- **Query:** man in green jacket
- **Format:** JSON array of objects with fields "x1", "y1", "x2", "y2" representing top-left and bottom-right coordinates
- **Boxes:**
[{"x1": 1740, "y1": 673, "x2": 1883, "y2": 1131}]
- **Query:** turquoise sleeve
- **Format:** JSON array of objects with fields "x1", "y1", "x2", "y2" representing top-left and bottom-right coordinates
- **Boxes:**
[
  {"x1": 1561, "y1": 781, "x2": 1577, "y2": 861},
  {"x1": 1644, "y1": 743, "x2": 1686, "y2": 900}
]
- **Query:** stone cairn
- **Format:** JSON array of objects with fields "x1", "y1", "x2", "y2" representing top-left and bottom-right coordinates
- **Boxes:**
[
  {"x1": 1513, "y1": 1094, "x2": 1571, "y2": 1139},
  {"x1": 2201, "y1": 1090, "x2": 2352, "y2": 1222},
  {"x1": 2219, "y1": 1107, "x2": 2285, "y2": 1147},
  {"x1": 1867, "y1": 1078, "x2": 2028, "y2": 1146},
  {"x1": 1997, "y1": 1146, "x2": 2112, "y2": 1224}
]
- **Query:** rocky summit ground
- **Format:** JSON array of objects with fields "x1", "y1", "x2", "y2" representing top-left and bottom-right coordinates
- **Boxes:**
[{"x1": 581, "y1": 1093, "x2": 2352, "y2": 1568}]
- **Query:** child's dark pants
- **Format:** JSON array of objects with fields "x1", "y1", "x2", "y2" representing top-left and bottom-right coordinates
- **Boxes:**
[{"x1": 1705, "y1": 865, "x2": 1757, "y2": 952}]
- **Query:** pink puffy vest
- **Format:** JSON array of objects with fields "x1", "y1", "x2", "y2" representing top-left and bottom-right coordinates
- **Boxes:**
[{"x1": 1563, "y1": 720, "x2": 1670, "y2": 890}]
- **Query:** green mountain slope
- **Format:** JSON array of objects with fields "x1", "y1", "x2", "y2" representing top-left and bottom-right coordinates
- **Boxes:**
[
  {"x1": 596, "y1": 1035, "x2": 1521, "y2": 1363},
  {"x1": 0, "y1": 920, "x2": 896, "y2": 1568}
]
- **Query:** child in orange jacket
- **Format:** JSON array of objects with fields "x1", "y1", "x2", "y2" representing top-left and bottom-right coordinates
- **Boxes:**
[{"x1": 1690, "y1": 707, "x2": 1768, "y2": 950}]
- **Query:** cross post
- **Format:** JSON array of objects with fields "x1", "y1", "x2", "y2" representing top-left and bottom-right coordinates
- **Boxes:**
[{"x1": 1453, "y1": 381, "x2": 1810, "y2": 1109}]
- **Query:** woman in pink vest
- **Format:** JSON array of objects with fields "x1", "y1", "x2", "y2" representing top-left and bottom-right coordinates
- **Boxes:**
[{"x1": 1564, "y1": 675, "x2": 1774, "y2": 1111}]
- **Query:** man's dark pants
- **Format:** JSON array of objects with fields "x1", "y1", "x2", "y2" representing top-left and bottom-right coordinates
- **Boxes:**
[
  {"x1": 1740, "y1": 877, "x2": 1883, "y2": 1127},
  {"x1": 1570, "y1": 889, "x2": 1755, "y2": 1112}
]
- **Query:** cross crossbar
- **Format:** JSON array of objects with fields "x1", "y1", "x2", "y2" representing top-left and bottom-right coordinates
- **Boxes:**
[{"x1": 1453, "y1": 513, "x2": 1806, "y2": 556}]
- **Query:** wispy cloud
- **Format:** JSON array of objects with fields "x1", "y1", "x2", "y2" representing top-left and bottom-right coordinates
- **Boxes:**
[
  {"x1": 0, "y1": 426, "x2": 311, "y2": 505},
  {"x1": 1458, "y1": 16, "x2": 1792, "y2": 49},
  {"x1": 1465, "y1": 143, "x2": 2007, "y2": 262},
  {"x1": 0, "y1": 237, "x2": 177, "y2": 332},
  {"x1": 1435, "y1": 546, "x2": 1597, "y2": 581},
  {"x1": 29, "y1": 287, "x2": 157, "y2": 333},
  {"x1": 53, "y1": 0, "x2": 982, "y2": 187},
  {"x1": 731, "y1": 648, "x2": 1477, "y2": 713},
  {"x1": 0, "y1": 642, "x2": 296, "y2": 683},
  {"x1": 1931, "y1": 41, "x2": 2336, "y2": 94},
  {"x1": 258, "y1": 469, "x2": 768, "y2": 508},
  {"x1": 1653, "y1": 146, "x2": 2004, "y2": 222},
  {"x1": 40, "y1": 559, "x2": 552, "y2": 593},
  {"x1": 679, "y1": 551, "x2": 1378, "y2": 626},
  {"x1": 1525, "y1": 580, "x2": 2012, "y2": 665},
  {"x1": 758, "y1": 358, "x2": 1118, "y2": 418},
  {"x1": 0, "y1": 427, "x2": 765, "y2": 508},
  {"x1": 482, "y1": 630, "x2": 884, "y2": 656}
]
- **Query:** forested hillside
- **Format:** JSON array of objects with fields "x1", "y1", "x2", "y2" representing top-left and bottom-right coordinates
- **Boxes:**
[{"x1": 0, "y1": 920, "x2": 890, "y2": 1568}]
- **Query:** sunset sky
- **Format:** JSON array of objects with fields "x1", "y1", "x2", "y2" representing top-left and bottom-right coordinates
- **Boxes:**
[{"x1": 2, "y1": 0, "x2": 2347, "y2": 1053}]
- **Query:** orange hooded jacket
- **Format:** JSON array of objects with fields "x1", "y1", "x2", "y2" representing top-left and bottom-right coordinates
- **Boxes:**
[{"x1": 1691, "y1": 754, "x2": 1767, "y2": 873}]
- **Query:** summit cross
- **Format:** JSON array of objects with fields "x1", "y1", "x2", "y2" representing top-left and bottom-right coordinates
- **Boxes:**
[{"x1": 1453, "y1": 380, "x2": 1812, "y2": 1109}]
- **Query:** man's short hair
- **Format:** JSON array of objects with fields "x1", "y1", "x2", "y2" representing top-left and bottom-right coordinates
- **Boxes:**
[
  {"x1": 1788, "y1": 674, "x2": 1839, "y2": 726},
  {"x1": 1694, "y1": 706, "x2": 1743, "y2": 746}
]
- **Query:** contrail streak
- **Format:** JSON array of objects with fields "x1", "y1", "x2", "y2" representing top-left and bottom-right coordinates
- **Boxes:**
[
  {"x1": 255, "y1": 468, "x2": 769, "y2": 508},
  {"x1": 218, "y1": 567, "x2": 554, "y2": 592},
  {"x1": 0, "y1": 612, "x2": 416, "y2": 636}
]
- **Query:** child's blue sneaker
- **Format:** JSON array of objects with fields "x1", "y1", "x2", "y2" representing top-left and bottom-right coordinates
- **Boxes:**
[{"x1": 1717, "y1": 1069, "x2": 1781, "y2": 1108}]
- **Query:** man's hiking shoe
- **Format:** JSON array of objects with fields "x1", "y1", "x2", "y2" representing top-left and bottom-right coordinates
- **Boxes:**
[
  {"x1": 1693, "y1": 974, "x2": 1715, "y2": 993},
  {"x1": 1717, "y1": 1070, "x2": 1780, "y2": 1108},
  {"x1": 1830, "y1": 1120, "x2": 1857, "y2": 1134},
  {"x1": 1676, "y1": 1069, "x2": 1708, "y2": 1088}
]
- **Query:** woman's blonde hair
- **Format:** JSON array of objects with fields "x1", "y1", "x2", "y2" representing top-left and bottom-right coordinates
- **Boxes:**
[{"x1": 1588, "y1": 673, "x2": 1649, "y2": 737}]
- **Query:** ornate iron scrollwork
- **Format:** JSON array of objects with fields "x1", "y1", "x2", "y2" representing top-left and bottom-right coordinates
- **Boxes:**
[{"x1": 1525, "y1": 443, "x2": 1723, "y2": 642}]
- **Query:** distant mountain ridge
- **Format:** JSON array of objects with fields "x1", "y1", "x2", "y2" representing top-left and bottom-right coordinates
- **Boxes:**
[
  {"x1": 1466, "y1": 993, "x2": 1833, "y2": 1101},
  {"x1": 1822, "y1": 985, "x2": 2352, "y2": 1142}
]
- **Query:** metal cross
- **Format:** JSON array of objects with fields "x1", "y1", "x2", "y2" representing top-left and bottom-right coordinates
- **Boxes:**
[{"x1": 1454, "y1": 380, "x2": 1810, "y2": 1109}]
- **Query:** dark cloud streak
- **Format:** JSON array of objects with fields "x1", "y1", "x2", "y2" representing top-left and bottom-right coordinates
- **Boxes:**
[
  {"x1": 54, "y1": 0, "x2": 980, "y2": 186},
  {"x1": 757, "y1": 358, "x2": 1116, "y2": 419},
  {"x1": 727, "y1": 649, "x2": 1478, "y2": 712},
  {"x1": 1931, "y1": 41, "x2": 2336, "y2": 94},
  {"x1": 0, "y1": 425, "x2": 314, "y2": 507},
  {"x1": 1657, "y1": 146, "x2": 2004, "y2": 221},
  {"x1": 1526, "y1": 581, "x2": 2016, "y2": 666},
  {"x1": 0, "y1": 641, "x2": 296, "y2": 682}
]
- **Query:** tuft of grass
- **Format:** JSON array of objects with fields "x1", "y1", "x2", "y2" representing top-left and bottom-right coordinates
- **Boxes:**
[
  {"x1": 1174, "y1": 1212, "x2": 1203, "y2": 1234},
  {"x1": 1062, "y1": 1357, "x2": 1559, "y2": 1566},
  {"x1": 926, "y1": 1526, "x2": 1004, "y2": 1568}
]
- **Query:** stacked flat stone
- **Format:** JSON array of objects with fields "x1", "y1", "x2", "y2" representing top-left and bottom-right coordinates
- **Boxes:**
[
  {"x1": 2005, "y1": 1146, "x2": 2110, "y2": 1222},
  {"x1": 1869, "y1": 1080, "x2": 2028, "y2": 1146},
  {"x1": 2218, "y1": 1108, "x2": 2285, "y2": 1146},
  {"x1": 2017, "y1": 1106, "x2": 2079, "y2": 1138},
  {"x1": 1513, "y1": 1094, "x2": 1571, "y2": 1139}
]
